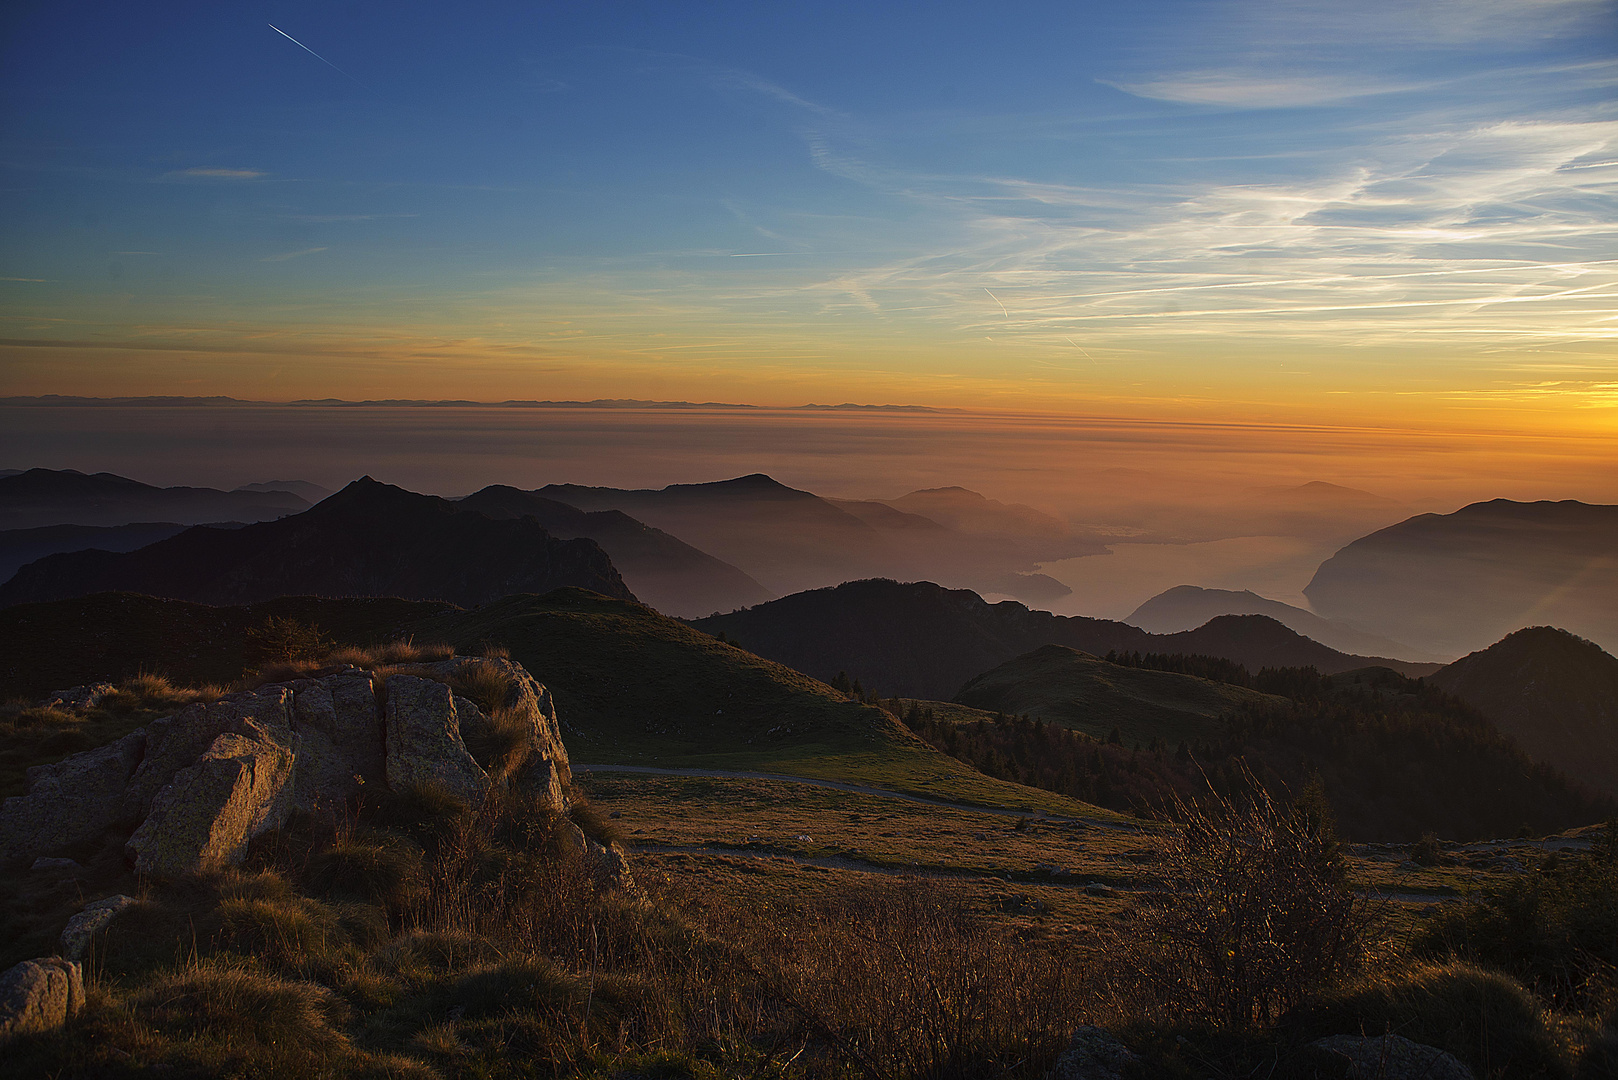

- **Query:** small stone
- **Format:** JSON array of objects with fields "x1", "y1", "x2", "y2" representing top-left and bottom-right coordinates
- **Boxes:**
[
  {"x1": 0, "y1": 957, "x2": 84, "y2": 1043},
  {"x1": 60, "y1": 895, "x2": 138, "y2": 960},
  {"x1": 41, "y1": 683, "x2": 115, "y2": 712},
  {"x1": 1084, "y1": 882, "x2": 1115, "y2": 896},
  {"x1": 29, "y1": 857, "x2": 83, "y2": 872}
]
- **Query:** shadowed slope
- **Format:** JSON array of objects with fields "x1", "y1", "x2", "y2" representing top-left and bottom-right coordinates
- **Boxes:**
[
  {"x1": 1431, "y1": 627, "x2": 1618, "y2": 798},
  {"x1": 0, "y1": 478, "x2": 632, "y2": 609},
  {"x1": 692, "y1": 579, "x2": 1437, "y2": 701}
]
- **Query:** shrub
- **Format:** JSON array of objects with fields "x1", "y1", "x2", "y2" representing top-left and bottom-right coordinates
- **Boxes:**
[
  {"x1": 247, "y1": 616, "x2": 334, "y2": 664},
  {"x1": 1410, "y1": 832, "x2": 1444, "y2": 866},
  {"x1": 217, "y1": 894, "x2": 348, "y2": 969},
  {"x1": 131, "y1": 958, "x2": 353, "y2": 1055},
  {"x1": 307, "y1": 832, "x2": 428, "y2": 913},
  {"x1": 1295, "y1": 962, "x2": 1572, "y2": 1080},
  {"x1": 1115, "y1": 775, "x2": 1371, "y2": 1029},
  {"x1": 1416, "y1": 833, "x2": 1618, "y2": 1010}
]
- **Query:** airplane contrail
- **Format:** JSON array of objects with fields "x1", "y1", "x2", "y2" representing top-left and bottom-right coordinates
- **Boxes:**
[
  {"x1": 268, "y1": 24, "x2": 369, "y2": 90},
  {"x1": 984, "y1": 287, "x2": 1009, "y2": 318}
]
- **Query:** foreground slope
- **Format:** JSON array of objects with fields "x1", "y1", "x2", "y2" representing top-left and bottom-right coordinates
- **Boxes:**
[
  {"x1": 456, "y1": 484, "x2": 771, "y2": 616},
  {"x1": 1305, "y1": 499, "x2": 1618, "y2": 656},
  {"x1": 693, "y1": 579, "x2": 1437, "y2": 700},
  {"x1": 1431, "y1": 627, "x2": 1618, "y2": 798},
  {"x1": 0, "y1": 468, "x2": 308, "y2": 529},
  {"x1": 0, "y1": 478, "x2": 633, "y2": 609}
]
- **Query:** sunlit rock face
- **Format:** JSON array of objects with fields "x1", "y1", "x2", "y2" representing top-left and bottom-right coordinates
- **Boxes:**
[{"x1": 0, "y1": 657, "x2": 574, "y2": 878}]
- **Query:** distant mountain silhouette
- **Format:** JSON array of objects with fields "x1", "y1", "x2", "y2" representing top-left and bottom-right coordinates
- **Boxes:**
[
  {"x1": 454, "y1": 485, "x2": 770, "y2": 617},
  {"x1": 539, "y1": 474, "x2": 891, "y2": 597},
  {"x1": 0, "y1": 522, "x2": 208, "y2": 583},
  {"x1": 1431, "y1": 627, "x2": 1618, "y2": 798},
  {"x1": 692, "y1": 579, "x2": 1436, "y2": 700},
  {"x1": 235, "y1": 479, "x2": 332, "y2": 502},
  {"x1": 1127, "y1": 585, "x2": 1439, "y2": 661},
  {"x1": 0, "y1": 468, "x2": 309, "y2": 530},
  {"x1": 0, "y1": 477, "x2": 632, "y2": 609},
  {"x1": 1305, "y1": 500, "x2": 1618, "y2": 655},
  {"x1": 539, "y1": 474, "x2": 1098, "y2": 603},
  {"x1": 955, "y1": 643, "x2": 1285, "y2": 745}
]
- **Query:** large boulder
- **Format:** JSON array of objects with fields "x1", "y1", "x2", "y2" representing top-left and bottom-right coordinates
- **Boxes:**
[
  {"x1": 287, "y1": 669, "x2": 384, "y2": 812},
  {"x1": 126, "y1": 721, "x2": 297, "y2": 877},
  {"x1": 0, "y1": 957, "x2": 83, "y2": 1044},
  {"x1": 60, "y1": 894, "x2": 139, "y2": 960},
  {"x1": 1307, "y1": 1034, "x2": 1473, "y2": 1080},
  {"x1": 124, "y1": 686, "x2": 295, "y2": 818},
  {"x1": 0, "y1": 728, "x2": 145, "y2": 862},
  {"x1": 384, "y1": 675, "x2": 491, "y2": 806}
]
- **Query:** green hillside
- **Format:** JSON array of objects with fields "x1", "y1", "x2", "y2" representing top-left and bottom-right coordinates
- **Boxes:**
[
  {"x1": 954, "y1": 643, "x2": 1288, "y2": 746},
  {"x1": 414, "y1": 591, "x2": 1111, "y2": 815},
  {"x1": 0, "y1": 590, "x2": 1110, "y2": 819}
]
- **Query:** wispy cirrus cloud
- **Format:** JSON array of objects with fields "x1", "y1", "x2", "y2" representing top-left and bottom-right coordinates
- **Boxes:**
[
  {"x1": 260, "y1": 247, "x2": 327, "y2": 262},
  {"x1": 169, "y1": 167, "x2": 266, "y2": 180},
  {"x1": 1103, "y1": 71, "x2": 1432, "y2": 108}
]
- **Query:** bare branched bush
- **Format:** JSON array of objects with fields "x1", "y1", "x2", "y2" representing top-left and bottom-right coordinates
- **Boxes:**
[
  {"x1": 718, "y1": 879, "x2": 1084, "y2": 1080},
  {"x1": 1113, "y1": 772, "x2": 1372, "y2": 1029}
]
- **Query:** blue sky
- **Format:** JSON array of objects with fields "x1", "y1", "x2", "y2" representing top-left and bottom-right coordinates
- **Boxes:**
[{"x1": 2, "y1": 0, "x2": 1615, "y2": 422}]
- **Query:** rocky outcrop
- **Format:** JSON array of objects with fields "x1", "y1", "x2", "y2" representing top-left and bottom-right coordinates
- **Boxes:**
[
  {"x1": 0, "y1": 957, "x2": 83, "y2": 1044},
  {"x1": 1052, "y1": 1026, "x2": 1140, "y2": 1080},
  {"x1": 1307, "y1": 1034, "x2": 1473, "y2": 1080},
  {"x1": 413, "y1": 657, "x2": 572, "y2": 809},
  {"x1": 60, "y1": 895, "x2": 138, "y2": 960},
  {"x1": 0, "y1": 729, "x2": 145, "y2": 860},
  {"x1": 384, "y1": 675, "x2": 492, "y2": 806},
  {"x1": 124, "y1": 686, "x2": 295, "y2": 819},
  {"x1": 1, "y1": 656, "x2": 584, "y2": 881}
]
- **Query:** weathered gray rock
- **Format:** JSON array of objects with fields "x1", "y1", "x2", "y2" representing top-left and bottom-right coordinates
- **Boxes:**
[
  {"x1": 384, "y1": 675, "x2": 491, "y2": 806},
  {"x1": 30, "y1": 857, "x2": 83, "y2": 872},
  {"x1": 42, "y1": 683, "x2": 115, "y2": 712},
  {"x1": 1308, "y1": 1034, "x2": 1473, "y2": 1080},
  {"x1": 60, "y1": 894, "x2": 138, "y2": 960},
  {"x1": 558, "y1": 819, "x2": 638, "y2": 894},
  {"x1": 414, "y1": 657, "x2": 571, "y2": 811},
  {"x1": 0, "y1": 957, "x2": 83, "y2": 1043},
  {"x1": 126, "y1": 722, "x2": 296, "y2": 877},
  {"x1": 124, "y1": 686, "x2": 295, "y2": 818},
  {"x1": 1053, "y1": 1026, "x2": 1139, "y2": 1080},
  {"x1": 0, "y1": 728, "x2": 145, "y2": 862},
  {"x1": 288, "y1": 670, "x2": 383, "y2": 812}
]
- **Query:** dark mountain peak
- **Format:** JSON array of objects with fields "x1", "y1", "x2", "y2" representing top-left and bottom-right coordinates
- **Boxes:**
[
  {"x1": 1432, "y1": 625, "x2": 1618, "y2": 798},
  {"x1": 314, "y1": 476, "x2": 450, "y2": 517}
]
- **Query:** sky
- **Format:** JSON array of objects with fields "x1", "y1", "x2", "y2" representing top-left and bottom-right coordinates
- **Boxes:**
[{"x1": 2, "y1": 0, "x2": 1616, "y2": 435}]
